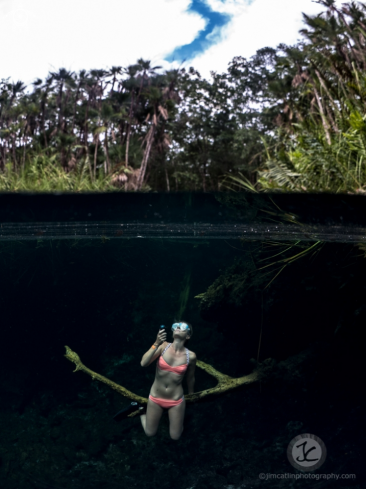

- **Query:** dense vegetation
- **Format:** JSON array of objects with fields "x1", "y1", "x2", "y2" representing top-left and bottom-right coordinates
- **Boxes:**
[{"x1": 1, "y1": 0, "x2": 366, "y2": 192}]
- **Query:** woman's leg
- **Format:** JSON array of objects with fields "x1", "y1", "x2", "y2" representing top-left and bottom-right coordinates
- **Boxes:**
[
  {"x1": 168, "y1": 398, "x2": 186, "y2": 440},
  {"x1": 140, "y1": 398, "x2": 164, "y2": 437}
]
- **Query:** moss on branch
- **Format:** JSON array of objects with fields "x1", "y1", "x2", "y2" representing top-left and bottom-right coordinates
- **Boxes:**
[{"x1": 64, "y1": 345, "x2": 260, "y2": 417}]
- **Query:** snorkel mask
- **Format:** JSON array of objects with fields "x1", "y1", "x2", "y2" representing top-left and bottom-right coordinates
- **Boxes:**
[{"x1": 171, "y1": 322, "x2": 190, "y2": 333}]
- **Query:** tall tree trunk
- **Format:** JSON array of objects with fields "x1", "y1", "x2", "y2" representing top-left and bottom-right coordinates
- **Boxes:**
[
  {"x1": 22, "y1": 124, "x2": 28, "y2": 172},
  {"x1": 202, "y1": 168, "x2": 206, "y2": 192},
  {"x1": 72, "y1": 81, "x2": 81, "y2": 134},
  {"x1": 104, "y1": 128, "x2": 111, "y2": 174},
  {"x1": 58, "y1": 82, "x2": 64, "y2": 130},
  {"x1": 84, "y1": 98, "x2": 90, "y2": 147},
  {"x1": 61, "y1": 148, "x2": 66, "y2": 169},
  {"x1": 0, "y1": 143, "x2": 3, "y2": 171},
  {"x1": 125, "y1": 92, "x2": 135, "y2": 166},
  {"x1": 125, "y1": 125, "x2": 130, "y2": 167},
  {"x1": 313, "y1": 71, "x2": 339, "y2": 133},
  {"x1": 41, "y1": 95, "x2": 48, "y2": 149},
  {"x1": 175, "y1": 160, "x2": 178, "y2": 191},
  {"x1": 313, "y1": 87, "x2": 332, "y2": 145},
  {"x1": 12, "y1": 135, "x2": 17, "y2": 172},
  {"x1": 136, "y1": 124, "x2": 154, "y2": 190},
  {"x1": 314, "y1": 69, "x2": 339, "y2": 115},
  {"x1": 93, "y1": 136, "x2": 99, "y2": 180},
  {"x1": 164, "y1": 160, "x2": 170, "y2": 192},
  {"x1": 120, "y1": 120, "x2": 126, "y2": 145},
  {"x1": 2, "y1": 141, "x2": 7, "y2": 169}
]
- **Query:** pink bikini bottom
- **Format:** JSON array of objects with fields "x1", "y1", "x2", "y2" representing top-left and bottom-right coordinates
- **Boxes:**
[{"x1": 148, "y1": 394, "x2": 184, "y2": 409}]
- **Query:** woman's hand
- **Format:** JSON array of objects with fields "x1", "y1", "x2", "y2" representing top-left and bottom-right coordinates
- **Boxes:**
[{"x1": 155, "y1": 328, "x2": 167, "y2": 346}]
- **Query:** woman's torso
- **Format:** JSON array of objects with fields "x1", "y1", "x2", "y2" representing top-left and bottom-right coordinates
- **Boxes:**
[{"x1": 150, "y1": 342, "x2": 192, "y2": 400}]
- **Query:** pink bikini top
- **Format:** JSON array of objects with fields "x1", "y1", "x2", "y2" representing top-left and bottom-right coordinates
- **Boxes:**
[{"x1": 158, "y1": 343, "x2": 189, "y2": 375}]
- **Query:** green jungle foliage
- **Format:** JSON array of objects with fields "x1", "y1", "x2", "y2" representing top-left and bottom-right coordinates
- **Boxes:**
[
  {"x1": 255, "y1": 0, "x2": 366, "y2": 193},
  {"x1": 0, "y1": 0, "x2": 365, "y2": 193}
]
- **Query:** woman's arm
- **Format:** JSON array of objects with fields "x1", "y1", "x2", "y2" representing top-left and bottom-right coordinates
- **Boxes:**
[
  {"x1": 140, "y1": 328, "x2": 167, "y2": 367},
  {"x1": 186, "y1": 352, "x2": 197, "y2": 394},
  {"x1": 140, "y1": 342, "x2": 165, "y2": 367}
]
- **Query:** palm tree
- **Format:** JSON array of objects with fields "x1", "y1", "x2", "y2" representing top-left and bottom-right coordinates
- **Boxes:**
[
  {"x1": 48, "y1": 69, "x2": 76, "y2": 167},
  {"x1": 9, "y1": 80, "x2": 26, "y2": 106},
  {"x1": 49, "y1": 68, "x2": 75, "y2": 131},
  {"x1": 107, "y1": 66, "x2": 123, "y2": 94},
  {"x1": 71, "y1": 70, "x2": 87, "y2": 134},
  {"x1": 257, "y1": 1, "x2": 366, "y2": 192},
  {"x1": 3, "y1": 80, "x2": 27, "y2": 170},
  {"x1": 136, "y1": 75, "x2": 178, "y2": 190},
  {"x1": 100, "y1": 100, "x2": 115, "y2": 174},
  {"x1": 122, "y1": 64, "x2": 139, "y2": 167},
  {"x1": 135, "y1": 58, "x2": 162, "y2": 90}
]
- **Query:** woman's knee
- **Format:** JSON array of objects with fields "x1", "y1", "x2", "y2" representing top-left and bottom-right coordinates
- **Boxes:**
[
  {"x1": 145, "y1": 428, "x2": 158, "y2": 437},
  {"x1": 170, "y1": 426, "x2": 183, "y2": 440},
  {"x1": 170, "y1": 433, "x2": 181, "y2": 440}
]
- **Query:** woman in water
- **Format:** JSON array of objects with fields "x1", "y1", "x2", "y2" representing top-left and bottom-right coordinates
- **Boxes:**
[{"x1": 140, "y1": 322, "x2": 197, "y2": 440}]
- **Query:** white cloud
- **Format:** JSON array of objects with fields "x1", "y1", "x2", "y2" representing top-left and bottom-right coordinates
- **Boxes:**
[
  {"x1": 0, "y1": 0, "x2": 205, "y2": 83},
  {"x1": 205, "y1": 0, "x2": 250, "y2": 15},
  {"x1": 0, "y1": 0, "x2": 345, "y2": 85},
  {"x1": 172, "y1": 0, "x2": 344, "y2": 77}
]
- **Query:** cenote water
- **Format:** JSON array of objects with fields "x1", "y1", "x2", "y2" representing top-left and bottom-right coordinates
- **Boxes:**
[{"x1": 0, "y1": 193, "x2": 364, "y2": 489}]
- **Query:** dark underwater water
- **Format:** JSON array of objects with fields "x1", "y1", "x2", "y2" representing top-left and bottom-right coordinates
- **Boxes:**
[{"x1": 0, "y1": 193, "x2": 365, "y2": 489}]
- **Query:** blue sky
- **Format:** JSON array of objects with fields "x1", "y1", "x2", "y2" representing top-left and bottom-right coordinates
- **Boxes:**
[
  {"x1": 0, "y1": 0, "x2": 341, "y2": 85},
  {"x1": 165, "y1": 0, "x2": 233, "y2": 63}
]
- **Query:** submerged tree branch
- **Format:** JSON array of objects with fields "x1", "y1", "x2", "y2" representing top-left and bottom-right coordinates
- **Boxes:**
[
  {"x1": 64, "y1": 345, "x2": 147, "y2": 404},
  {"x1": 64, "y1": 345, "x2": 260, "y2": 417}
]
